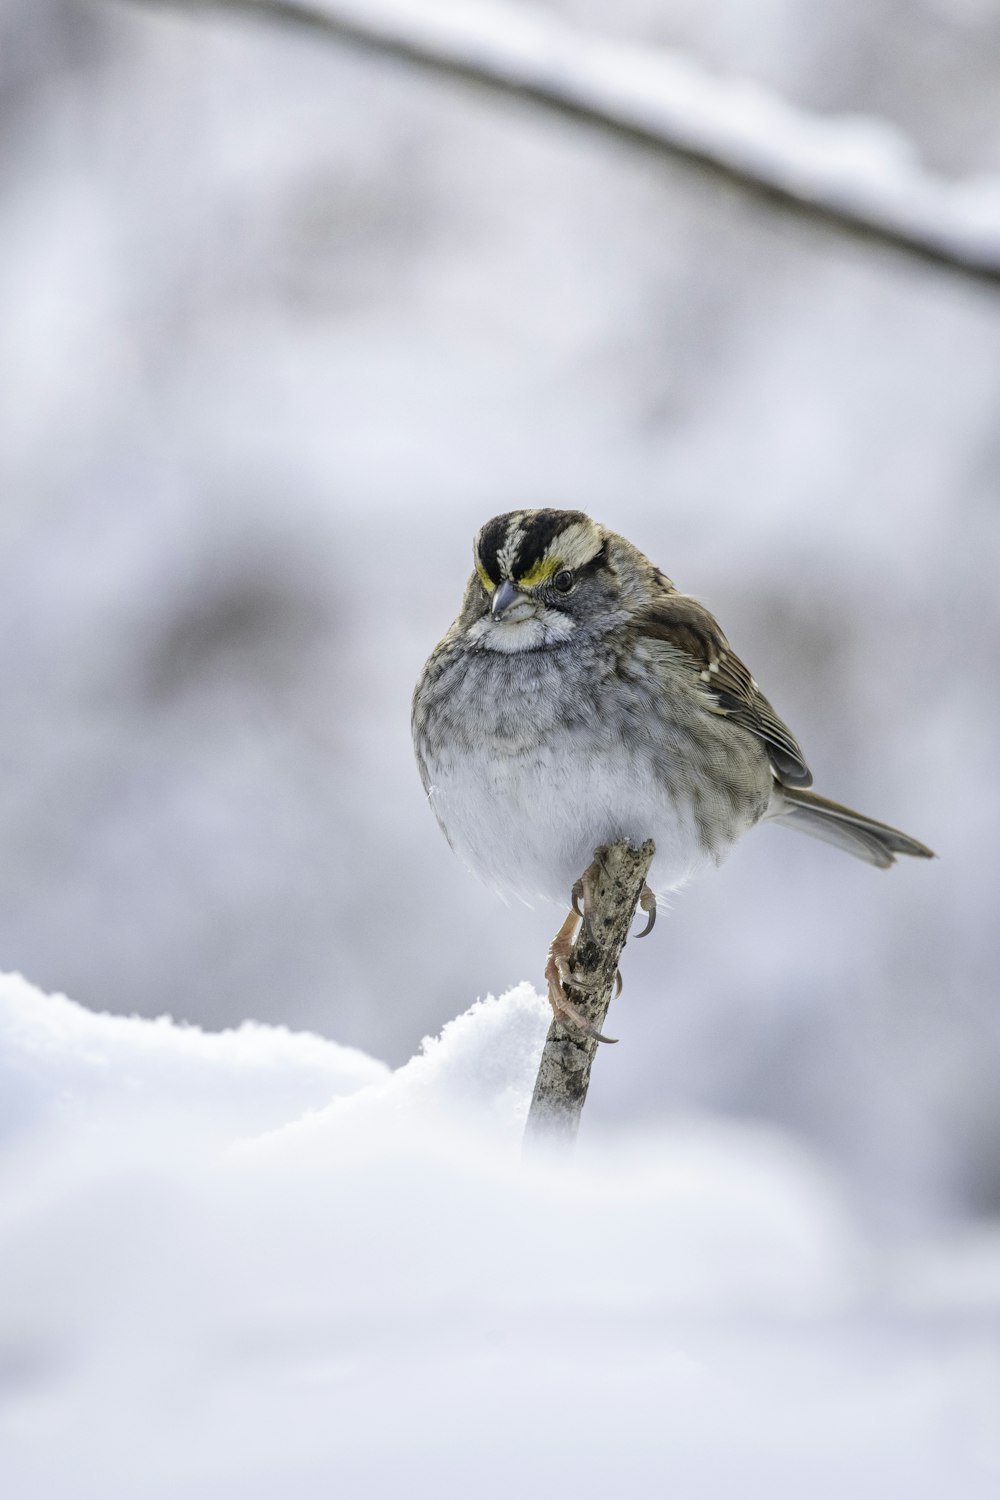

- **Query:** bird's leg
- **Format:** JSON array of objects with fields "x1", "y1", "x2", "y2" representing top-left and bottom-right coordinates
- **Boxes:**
[
  {"x1": 566, "y1": 855, "x2": 607, "y2": 993},
  {"x1": 635, "y1": 883, "x2": 657, "y2": 938},
  {"x1": 544, "y1": 907, "x2": 580, "y2": 1010},
  {"x1": 569, "y1": 855, "x2": 628, "y2": 1005},
  {"x1": 572, "y1": 851, "x2": 606, "y2": 922},
  {"x1": 544, "y1": 881, "x2": 617, "y2": 1044}
]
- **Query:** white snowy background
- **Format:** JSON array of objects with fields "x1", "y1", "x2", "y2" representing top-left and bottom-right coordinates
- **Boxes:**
[{"x1": 1, "y1": 0, "x2": 999, "y2": 1491}]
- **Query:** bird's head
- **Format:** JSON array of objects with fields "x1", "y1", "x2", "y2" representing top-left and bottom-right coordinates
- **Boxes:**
[{"x1": 464, "y1": 508, "x2": 622, "y2": 652}]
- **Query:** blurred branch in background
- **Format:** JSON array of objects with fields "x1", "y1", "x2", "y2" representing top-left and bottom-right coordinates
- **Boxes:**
[{"x1": 122, "y1": 0, "x2": 1000, "y2": 287}]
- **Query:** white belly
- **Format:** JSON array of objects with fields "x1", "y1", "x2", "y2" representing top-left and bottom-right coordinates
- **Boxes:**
[{"x1": 426, "y1": 734, "x2": 717, "y2": 908}]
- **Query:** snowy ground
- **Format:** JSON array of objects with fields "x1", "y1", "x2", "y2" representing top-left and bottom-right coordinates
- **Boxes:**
[{"x1": 2, "y1": 973, "x2": 998, "y2": 1498}]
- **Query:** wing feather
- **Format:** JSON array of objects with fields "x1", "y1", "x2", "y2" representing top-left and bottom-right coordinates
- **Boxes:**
[{"x1": 635, "y1": 594, "x2": 813, "y2": 788}]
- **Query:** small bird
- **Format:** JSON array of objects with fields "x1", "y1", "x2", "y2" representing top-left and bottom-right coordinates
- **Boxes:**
[{"x1": 412, "y1": 509, "x2": 933, "y2": 1035}]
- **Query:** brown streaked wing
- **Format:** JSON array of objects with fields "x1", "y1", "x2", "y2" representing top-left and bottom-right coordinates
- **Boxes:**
[{"x1": 635, "y1": 594, "x2": 813, "y2": 788}]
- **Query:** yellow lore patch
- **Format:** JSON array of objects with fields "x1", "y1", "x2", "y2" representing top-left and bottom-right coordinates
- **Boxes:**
[
  {"x1": 517, "y1": 556, "x2": 561, "y2": 588},
  {"x1": 475, "y1": 560, "x2": 495, "y2": 592}
]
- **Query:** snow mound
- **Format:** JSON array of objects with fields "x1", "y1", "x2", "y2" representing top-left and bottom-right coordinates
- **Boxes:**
[
  {"x1": 0, "y1": 969, "x2": 387, "y2": 1144},
  {"x1": 0, "y1": 973, "x2": 998, "y2": 1499}
]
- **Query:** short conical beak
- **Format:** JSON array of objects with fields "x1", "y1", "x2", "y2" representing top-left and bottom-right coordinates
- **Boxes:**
[{"x1": 490, "y1": 579, "x2": 521, "y2": 619}]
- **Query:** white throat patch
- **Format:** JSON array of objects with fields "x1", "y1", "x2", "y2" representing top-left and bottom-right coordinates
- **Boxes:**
[{"x1": 468, "y1": 611, "x2": 576, "y2": 654}]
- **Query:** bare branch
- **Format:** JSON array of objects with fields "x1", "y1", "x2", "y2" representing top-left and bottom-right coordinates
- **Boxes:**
[
  {"x1": 524, "y1": 839, "x2": 655, "y2": 1149},
  {"x1": 121, "y1": 0, "x2": 1000, "y2": 287}
]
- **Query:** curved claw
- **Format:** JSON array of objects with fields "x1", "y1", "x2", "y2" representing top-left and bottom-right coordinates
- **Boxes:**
[
  {"x1": 556, "y1": 967, "x2": 622, "y2": 1041},
  {"x1": 562, "y1": 968, "x2": 603, "y2": 994},
  {"x1": 576, "y1": 1018, "x2": 619, "y2": 1045},
  {"x1": 571, "y1": 879, "x2": 584, "y2": 919},
  {"x1": 551, "y1": 986, "x2": 619, "y2": 1045},
  {"x1": 635, "y1": 884, "x2": 657, "y2": 939}
]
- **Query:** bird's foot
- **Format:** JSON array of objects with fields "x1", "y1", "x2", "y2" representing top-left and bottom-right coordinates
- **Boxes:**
[
  {"x1": 544, "y1": 907, "x2": 617, "y2": 1044},
  {"x1": 570, "y1": 852, "x2": 607, "y2": 921}
]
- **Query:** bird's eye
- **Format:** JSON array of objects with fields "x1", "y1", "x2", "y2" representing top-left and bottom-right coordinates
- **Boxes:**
[{"x1": 553, "y1": 569, "x2": 574, "y2": 594}]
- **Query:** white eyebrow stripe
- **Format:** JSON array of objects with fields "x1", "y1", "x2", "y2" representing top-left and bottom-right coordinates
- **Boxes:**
[{"x1": 547, "y1": 520, "x2": 602, "y2": 571}]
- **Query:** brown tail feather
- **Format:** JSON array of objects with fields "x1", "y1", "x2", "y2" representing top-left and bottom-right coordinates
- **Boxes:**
[{"x1": 773, "y1": 786, "x2": 935, "y2": 869}]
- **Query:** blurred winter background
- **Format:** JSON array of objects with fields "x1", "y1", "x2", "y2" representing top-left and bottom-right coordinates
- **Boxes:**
[
  {"x1": 2, "y1": 1, "x2": 1000, "y2": 1493},
  {"x1": 3, "y1": 0, "x2": 997, "y2": 1217}
]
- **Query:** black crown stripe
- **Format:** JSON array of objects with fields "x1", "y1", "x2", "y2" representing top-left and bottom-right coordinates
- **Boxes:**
[{"x1": 510, "y1": 509, "x2": 591, "y2": 577}]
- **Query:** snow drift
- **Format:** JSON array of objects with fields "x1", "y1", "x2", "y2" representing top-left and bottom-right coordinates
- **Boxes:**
[{"x1": 0, "y1": 973, "x2": 997, "y2": 1498}]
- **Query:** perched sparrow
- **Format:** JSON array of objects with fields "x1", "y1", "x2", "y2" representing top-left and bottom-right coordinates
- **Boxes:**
[{"x1": 412, "y1": 509, "x2": 933, "y2": 1034}]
